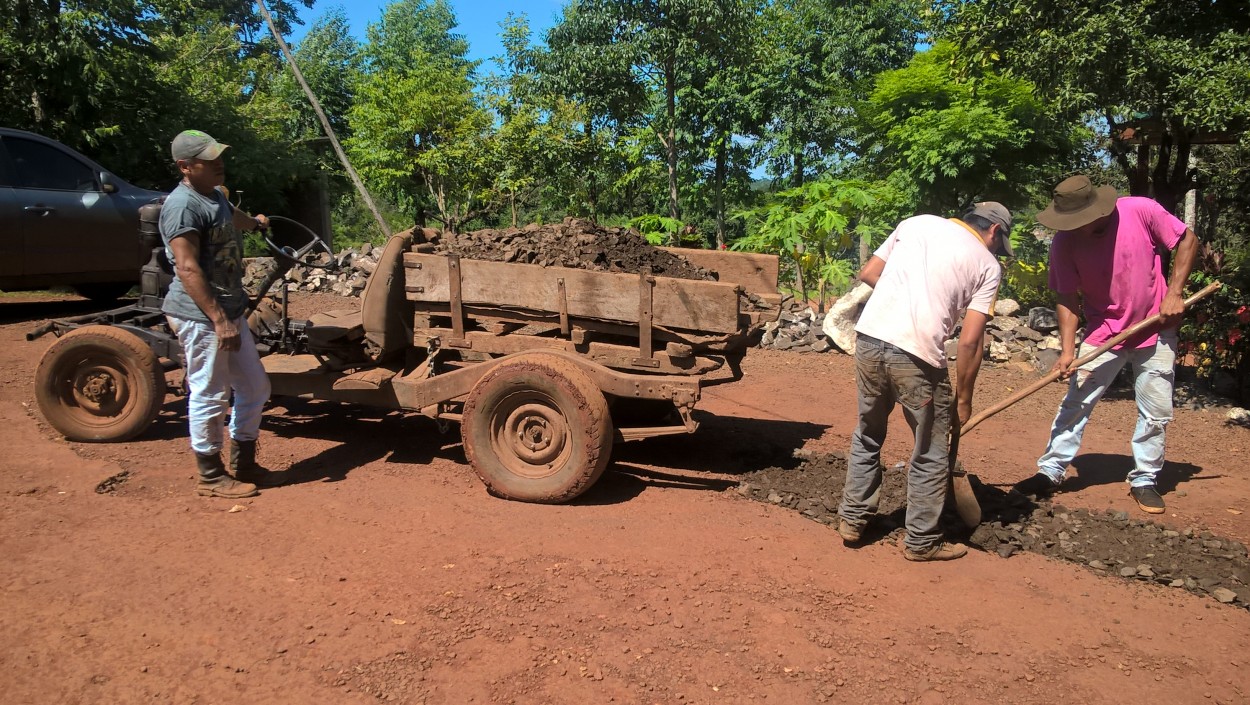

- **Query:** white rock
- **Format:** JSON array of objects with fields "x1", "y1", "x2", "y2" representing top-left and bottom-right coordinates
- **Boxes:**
[
  {"x1": 1227, "y1": 408, "x2": 1250, "y2": 423},
  {"x1": 995, "y1": 298, "x2": 1021, "y2": 317},
  {"x1": 821, "y1": 281, "x2": 873, "y2": 354}
]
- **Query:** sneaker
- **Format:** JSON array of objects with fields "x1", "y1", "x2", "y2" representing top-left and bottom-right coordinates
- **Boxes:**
[
  {"x1": 1013, "y1": 473, "x2": 1061, "y2": 498},
  {"x1": 837, "y1": 519, "x2": 864, "y2": 545},
  {"x1": 1129, "y1": 485, "x2": 1165, "y2": 514},
  {"x1": 903, "y1": 542, "x2": 968, "y2": 562},
  {"x1": 196, "y1": 476, "x2": 259, "y2": 499}
]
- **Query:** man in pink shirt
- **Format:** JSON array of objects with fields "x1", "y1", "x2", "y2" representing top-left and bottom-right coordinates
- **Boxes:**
[{"x1": 1014, "y1": 175, "x2": 1198, "y2": 514}]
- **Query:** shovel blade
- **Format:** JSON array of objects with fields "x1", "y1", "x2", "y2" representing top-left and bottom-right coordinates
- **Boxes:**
[{"x1": 950, "y1": 462, "x2": 981, "y2": 528}]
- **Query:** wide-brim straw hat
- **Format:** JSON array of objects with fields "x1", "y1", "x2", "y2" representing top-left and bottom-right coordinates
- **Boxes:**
[{"x1": 1037, "y1": 175, "x2": 1118, "y2": 231}]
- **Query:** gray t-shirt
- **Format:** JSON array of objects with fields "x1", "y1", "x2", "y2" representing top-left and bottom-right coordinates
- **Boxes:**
[{"x1": 159, "y1": 182, "x2": 248, "y2": 322}]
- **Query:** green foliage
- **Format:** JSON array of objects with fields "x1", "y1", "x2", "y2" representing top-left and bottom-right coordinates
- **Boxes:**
[
  {"x1": 1001, "y1": 259, "x2": 1055, "y2": 309},
  {"x1": 630, "y1": 214, "x2": 687, "y2": 246},
  {"x1": 1179, "y1": 273, "x2": 1249, "y2": 399},
  {"x1": 756, "y1": 0, "x2": 924, "y2": 186},
  {"x1": 936, "y1": 0, "x2": 1250, "y2": 213},
  {"x1": 0, "y1": 0, "x2": 312, "y2": 199},
  {"x1": 733, "y1": 177, "x2": 899, "y2": 298},
  {"x1": 861, "y1": 41, "x2": 1081, "y2": 214},
  {"x1": 935, "y1": 0, "x2": 1250, "y2": 131},
  {"x1": 348, "y1": 1, "x2": 496, "y2": 232}
]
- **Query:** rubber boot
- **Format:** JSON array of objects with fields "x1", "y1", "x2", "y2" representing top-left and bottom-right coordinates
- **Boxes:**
[
  {"x1": 195, "y1": 452, "x2": 258, "y2": 498},
  {"x1": 230, "y1": 439, "x2": 283, "y2": 487}
]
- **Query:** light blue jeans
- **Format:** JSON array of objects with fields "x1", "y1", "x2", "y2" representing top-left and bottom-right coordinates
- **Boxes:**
[
  {"x1": 1037, "y1": 330, "x2": 1177, "y2": 488},
  {"x1": 171, "y1": 317, "x2": 270, "y2": 458}
]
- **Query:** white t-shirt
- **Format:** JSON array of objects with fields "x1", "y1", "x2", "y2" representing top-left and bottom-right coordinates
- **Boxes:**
[{"x1": 854, "y1": 214, "x2": 1001, "y2": 368}]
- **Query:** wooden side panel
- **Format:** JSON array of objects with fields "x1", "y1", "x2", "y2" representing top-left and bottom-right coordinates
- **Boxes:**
[
  {"x1": 404, "y1": 254, "x2": 742, "y2": 334},
  {"x1": 660, "y1": 247, "x2": 780, "y2": 294}
]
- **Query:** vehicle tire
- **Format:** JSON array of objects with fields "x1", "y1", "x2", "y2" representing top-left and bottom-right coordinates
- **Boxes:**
[
  {"x1": 35, "y1": 326, "x2": 167, "y2": 442},
  {"x1": 74, "y1": 282, "x2": 135, "y2": 304},
  {"x1": 462, "y1": 354, "x2": 613, "y2": 503}
]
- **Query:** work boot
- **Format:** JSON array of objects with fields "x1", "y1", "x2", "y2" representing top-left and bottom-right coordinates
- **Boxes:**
[
  {"x1": 195, "y1": 452, "x2": 258, "y2": 498},
  {"x1": 836, "y1": 519, "x2": 864, "y2": 545},
  {"x1": 1012, "y1": 473, "x2": 1061, "y2": 499},
  {"x1": 903, "y1": 542, "x2": 968, "y2": 562},
  {"x1": 230, "y1": 438, "x2": 284, "y2": 487},
  {"x1": 1129, "y1": 485, "x2": 1166, "y2": 514}
]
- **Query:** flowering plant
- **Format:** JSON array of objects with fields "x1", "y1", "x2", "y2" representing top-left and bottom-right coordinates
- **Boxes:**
[{"x1": 1178, "y1": 272, "x2": 1249, "y2": 401}]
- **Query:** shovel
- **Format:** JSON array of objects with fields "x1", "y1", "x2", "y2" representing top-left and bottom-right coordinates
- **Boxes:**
[{"x1": 947, "y1": 280, "x2": 1222, "y2": 528}]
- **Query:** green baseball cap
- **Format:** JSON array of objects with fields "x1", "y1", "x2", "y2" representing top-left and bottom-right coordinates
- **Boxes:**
[{"x1": 171, "y1": 129, "x2": 229, "y2": 161}]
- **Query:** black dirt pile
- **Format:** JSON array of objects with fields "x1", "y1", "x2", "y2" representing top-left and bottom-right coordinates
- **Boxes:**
[
  {"x1": 436, "y1": 218, "x2": 716, "y2": 281},
  {"x1": 733, "y1": 452, "x2": 1250, "y2": 609}
]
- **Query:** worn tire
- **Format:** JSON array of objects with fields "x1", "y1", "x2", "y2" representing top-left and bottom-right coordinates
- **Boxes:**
[
  {"x1": 35, "y1": 326, "x2": 167, "y2": 442},
  {"x1": 462, "y1": 354, "x2": 613, "y2": 503}
]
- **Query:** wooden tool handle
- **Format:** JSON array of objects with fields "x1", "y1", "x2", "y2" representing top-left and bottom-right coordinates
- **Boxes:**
[{"x1": 960, "y1": 280, "x2": 1222, "y2": 436}]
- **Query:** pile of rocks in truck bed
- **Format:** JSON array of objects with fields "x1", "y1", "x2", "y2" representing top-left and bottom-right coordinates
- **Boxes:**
[
  {"x1": 436, "y1": 218, "x2": 715, "y2": 281},
  {"x1": 758, "y1": 295, "x2": 1067, "y2": 372},
  {"x1": 243, "y1": 219, "x2": 717, "y2": 297}
]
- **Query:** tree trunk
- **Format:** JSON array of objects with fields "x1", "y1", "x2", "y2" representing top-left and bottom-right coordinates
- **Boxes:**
[
  {"x1": 714, "y1": 132, "x2": 727, "y2": 249},
  {"x1": 793, "y1": 245, "x2": 805, "y2": 305},
  {"x1": 665, "y1": 59, "x2": 680, "y2": 234},
  {"x1": 583, "y1": 122, "x2": 597, "y2": 222},
  {"x1": 792, "y1": 149, "x2": 805, "y2": 189}
]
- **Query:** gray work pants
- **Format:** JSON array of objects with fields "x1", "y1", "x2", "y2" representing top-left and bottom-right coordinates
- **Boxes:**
[{"x1": 839, "y1": 334, "x2": 953, "y2": 552}]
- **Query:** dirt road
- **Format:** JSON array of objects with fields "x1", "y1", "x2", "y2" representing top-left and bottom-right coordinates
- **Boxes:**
[{"x1": 2, "y1": 294, "x2": 1248, "y2": 705}]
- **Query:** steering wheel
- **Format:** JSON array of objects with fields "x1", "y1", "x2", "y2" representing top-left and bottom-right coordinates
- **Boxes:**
[{"x1": 261, "y1": 215, "x2": 335, "y2": 270}]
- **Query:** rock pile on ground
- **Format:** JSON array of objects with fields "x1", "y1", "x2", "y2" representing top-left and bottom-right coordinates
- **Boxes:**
[
  {"x1": 759, "y1": 295, "x2": 1067, "y2": 372},
  {"x1": 733, "y1": 450, "x2": 1250, "y2": 610},
  {"x1": 436, "y1": 218, "x2": 715, "y2": 281}
]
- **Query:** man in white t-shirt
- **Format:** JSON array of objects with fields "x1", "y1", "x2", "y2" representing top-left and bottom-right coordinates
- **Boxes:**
[{"x1": 837, "y1": 203, "x2": 1012, "y2": 561}]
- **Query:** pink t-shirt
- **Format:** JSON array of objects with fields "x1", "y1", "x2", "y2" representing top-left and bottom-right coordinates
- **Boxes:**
[
  {"x1": 856, "y1": 215, "x2": 1002, "y2": 368},
  {"x1": 1048, "y1": 197, "x2": 1187, "y2": 349}
]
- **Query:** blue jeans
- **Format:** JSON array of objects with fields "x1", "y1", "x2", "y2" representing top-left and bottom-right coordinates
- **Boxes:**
[
  {"x1": 171, "y1": 317, "x2": 270, "y2": 461},
  {"x1": 840, "y1": 334, "x2": 953, "y2": 552},
  {"x1": 1037, "y1": 331, "x2": 1177, "y2": 488}
]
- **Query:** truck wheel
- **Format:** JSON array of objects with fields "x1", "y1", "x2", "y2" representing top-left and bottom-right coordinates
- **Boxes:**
[
  {"x1": 463, "y1": 354, "x2": 613, "y2": 503},
  {"x1": 35, "y1": 326, "x2": 167, "y2": 442}
]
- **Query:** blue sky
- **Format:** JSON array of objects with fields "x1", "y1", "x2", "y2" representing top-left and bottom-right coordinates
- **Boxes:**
[{"x1": 288, "y1": 1, "x2": 567, "y2": 66}]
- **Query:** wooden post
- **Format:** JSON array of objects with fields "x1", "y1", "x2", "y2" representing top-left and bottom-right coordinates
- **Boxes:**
[
  {"x1": 448, "y1": 255, "x2": 468, "y2": 348},
  {"x1": 557, "y1": 278, "x2": 570, "y2": 337},
  {"x1": 634, "y1": 274, "x2": 659, "y2": 368}
]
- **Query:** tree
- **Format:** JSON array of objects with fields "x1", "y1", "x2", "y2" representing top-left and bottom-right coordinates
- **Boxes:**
[
  {"x1": 734, "y1": 178, "x2": 899, "y2": 301},
  {"x1": 278, "y1": 7, "x2": 362, "y2": 144},
  {"x1": 680, "y1": 0, "x2": 763, "y2": 247},
  {"x1": 937, "y1": 0, "x2": 1250, "y2": 213},
  {"x1": 0, "y1": 0, "x2": 312, "y2": 198},
  {"x1": 756, "y1": 0, "x2": 924, "y2": 187},
  {"x1": 349, "y1": 0, "x2": 494, "y2": 231},
  {"x1": 545, "y1": 0, "x2": 743, "y2": 224},
  {"x1": 859, "y1": 42, "x2": 1080, "y2": 214}
]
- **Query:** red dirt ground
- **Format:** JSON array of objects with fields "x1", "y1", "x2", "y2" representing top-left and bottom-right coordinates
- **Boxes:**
[{"x1": 2, "y1": 292, "x2": 1248, "y2": 705}]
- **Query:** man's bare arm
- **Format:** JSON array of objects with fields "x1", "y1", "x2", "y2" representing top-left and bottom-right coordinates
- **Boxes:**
[
  {"x1": 1052, "y1": 291, "x2": 1081, "y2": 379},
  {"x1": 955, "y1": 309, "x2": 989, "y2": 425},
  {"x1": 858, "y1": 255, "x2": 886, "y2": 288},
  {"x1": 169, "y1": 233, "x2": 241, "y2": 351},
  {"x1": 1159, "y1": 227, "x2": 1198, "y2": 327}
]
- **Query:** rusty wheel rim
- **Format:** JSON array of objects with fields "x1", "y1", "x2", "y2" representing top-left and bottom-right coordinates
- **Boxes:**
[
  {"x1": 62, "y1": 357, "x2": 134, "y2": 421},
  {"x1": 489, "y1": 390, "x2": 570, "y2": 479}
]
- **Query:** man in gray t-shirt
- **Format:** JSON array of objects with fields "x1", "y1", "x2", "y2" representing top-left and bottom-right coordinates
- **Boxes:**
[{"x1": 160, "y1": 129, "x2": 280, "y2": 498}]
